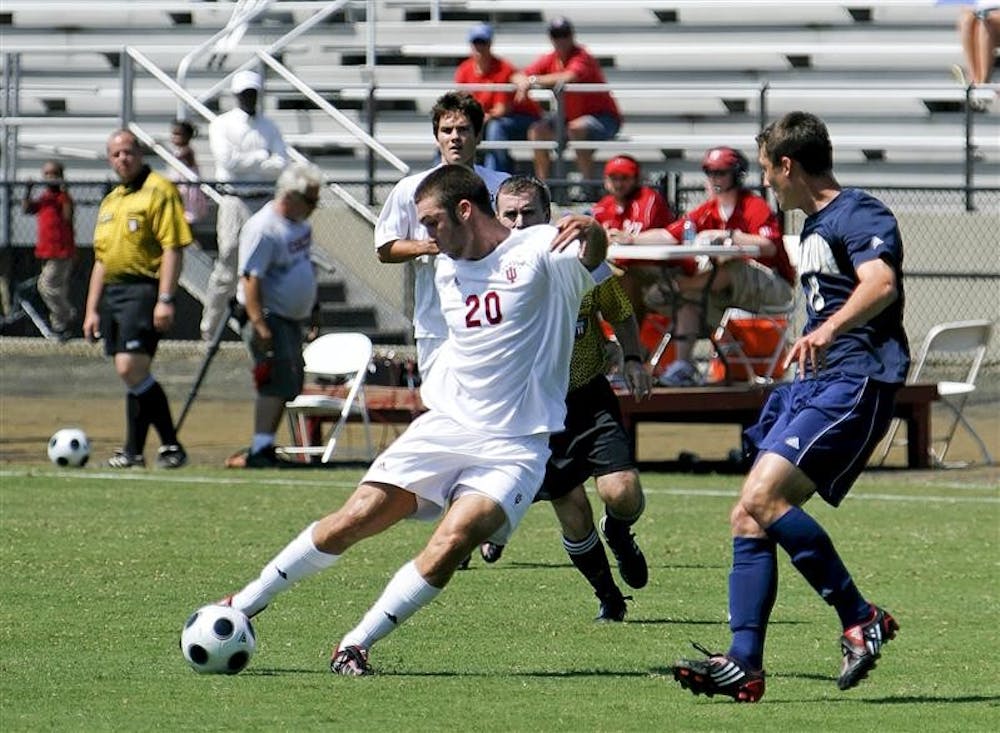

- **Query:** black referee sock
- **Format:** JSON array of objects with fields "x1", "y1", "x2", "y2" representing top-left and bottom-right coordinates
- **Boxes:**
[
  {"x1": 125, "y1": 391, "x2": 148, "y2": 457},
  {"x1": 138, "y1": 380, "x2": 180, "y2": 446},
  {"x1": 563, "y1": 530, "x2": 620, "y2": 600}
]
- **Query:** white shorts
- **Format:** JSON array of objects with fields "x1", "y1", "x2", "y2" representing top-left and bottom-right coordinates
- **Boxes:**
[{"x1": 362, "y1": 411, "x2": 551, "y2": 544}]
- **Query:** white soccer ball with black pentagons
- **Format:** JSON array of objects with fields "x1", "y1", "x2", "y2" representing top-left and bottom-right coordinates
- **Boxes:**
[
  {"x1": 180, "y1": 604, "x2": 257, "y2": 674},
  {"x1": 47, "y1": 428, "x2": 90, "y2": 467}
]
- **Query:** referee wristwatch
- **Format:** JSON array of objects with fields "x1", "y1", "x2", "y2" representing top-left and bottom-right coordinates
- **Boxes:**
[{"x1": 157, "y1": 293, "x2": 176, "y2": 305}]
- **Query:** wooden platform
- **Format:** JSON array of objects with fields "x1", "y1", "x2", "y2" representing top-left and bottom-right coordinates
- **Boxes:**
[
  {"x1": 303, "y1": 381, "x2": 940, "y2": 469},
  {"x1": 617, "y1": 382, "x2": 940, "y2": 469}
]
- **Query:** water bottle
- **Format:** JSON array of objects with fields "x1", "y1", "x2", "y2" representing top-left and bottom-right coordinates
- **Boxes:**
[{"x1": 682, "y1": 218, "x2": 696, "y2": 245}]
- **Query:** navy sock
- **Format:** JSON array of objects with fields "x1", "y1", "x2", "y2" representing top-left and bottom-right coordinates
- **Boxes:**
[
  {"x1": 727, "y1": 537, "x2": 777, "y2": 670},
  {"x1": 125, "y1": 392, "x2": 147, "y2": 456},
  {"x1": 766, "y1": 506, "x2": 871, "y2": 629}
]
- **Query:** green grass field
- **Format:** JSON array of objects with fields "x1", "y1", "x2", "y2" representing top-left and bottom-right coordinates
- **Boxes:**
[{"x1": 1, "y1": 466, "x2": 997, "y2": 732}]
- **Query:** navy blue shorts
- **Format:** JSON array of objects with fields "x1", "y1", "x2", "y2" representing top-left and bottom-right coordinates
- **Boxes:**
[
  {"x1": 744, "y1": 373, "x2": 899, "y2": 506},
  {"x1": 101, "y1": 281, "x2": 160, "y2": 357},
  {"x1": 536, "y1": 375, "x2": 635, "y2": 502}
]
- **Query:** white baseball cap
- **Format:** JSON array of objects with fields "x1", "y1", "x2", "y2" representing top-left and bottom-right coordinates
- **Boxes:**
[{"x1": 230, "y1": 70, "x2": 263, "y2": 94}]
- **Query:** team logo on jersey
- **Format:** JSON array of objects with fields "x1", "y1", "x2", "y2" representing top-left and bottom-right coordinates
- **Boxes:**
[
  {"x1": 514, "y1": 493, "x2": 523, "y2": 505},
  {"x1": 870, "y1": 236, "x2": 884, "y2": 250},
  {"x1": 505, "y1": 265, "x2": 518, "y2": 284},
  {"x1": 784, "y1": 436, "x2": 800, "y2": 450},
  {"x1": 127, "y1": 218, "x2": 139, "y2": 232}
]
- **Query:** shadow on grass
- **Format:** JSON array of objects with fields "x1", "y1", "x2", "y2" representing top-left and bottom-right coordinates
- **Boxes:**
[
  {"x1": 502, "y1": 561, "x2": 728, "y2": 571},
  {"x1": 767, "y1": 693, "x2": 1000, "y2": 705},
  {"x1": 629, "y1": 618, "x2": 807, "y2": 626},
  {"x1": 386, "y1": 668, "x2": 654, "y2": 679}
]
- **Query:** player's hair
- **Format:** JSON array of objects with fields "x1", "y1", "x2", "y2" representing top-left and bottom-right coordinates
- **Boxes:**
[
  {"x1": 495, "y1": 175, "x2": 552, "y2": 223},
  {"x1": 756, "y1": 111, "x2": 833, "y2": 175},
  {"x1": 414, "y1": 164, "x2": 493, "y2": 223},
  {"x1": 170, "y1": 119, "x2": 197, "y2": 141},
  {"x1": 431, "y1": 91, "x2": 486, "y2": 138},
  {"x1": 276, "y1": 162, "x2": 324, "y2": 199},
  {"x1": 42, "y1": 160, "x2": 65, "y2": 177}
]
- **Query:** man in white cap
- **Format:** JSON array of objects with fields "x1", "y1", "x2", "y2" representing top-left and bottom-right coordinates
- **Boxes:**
[{"x1": 202, "y1": 69, "x2": 289, "y2": 342}]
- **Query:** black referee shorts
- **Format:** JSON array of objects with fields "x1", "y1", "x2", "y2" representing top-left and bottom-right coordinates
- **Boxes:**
[
  {"x1": 101, "y1": 280, "x2": 160, "y2": 357},
  {"x1": 536, "y1": 374, "x2": 636, "y2": 502}
]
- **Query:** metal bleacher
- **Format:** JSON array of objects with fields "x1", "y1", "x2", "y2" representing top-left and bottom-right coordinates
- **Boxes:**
[{"x1": 3, "y1": 0, "x2": 999, "y2": 188}]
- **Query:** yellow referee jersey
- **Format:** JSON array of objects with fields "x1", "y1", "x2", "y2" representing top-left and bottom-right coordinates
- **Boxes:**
[
  {"x1": 93, "y1": 168, "x2": 192, "y2": 283},
  {"x1": 567, "y1": 275, "x2": 634, "y2": 392}
]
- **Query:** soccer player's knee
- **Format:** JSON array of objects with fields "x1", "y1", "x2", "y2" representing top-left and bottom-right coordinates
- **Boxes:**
[
  {"x1": 738, "y1": 474, "x2": 781, "y2": 525},
  {"x1": 729, "y1": 501, "x2": 761, "y2": 536}
]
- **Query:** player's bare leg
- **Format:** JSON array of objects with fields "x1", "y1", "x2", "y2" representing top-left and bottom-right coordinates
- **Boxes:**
[
  {"x1": 228, "y1": 482, "x2": 416, "y2": 617},
  {"x1": 333, "y1": 493, "x2": 507, "y2": 673},
  {"x1": 552, "y1": 487, "x2": 630, "y2": 620},
  {"x1": 595, "y1": 470, "x2": 648, "y2": 589}
]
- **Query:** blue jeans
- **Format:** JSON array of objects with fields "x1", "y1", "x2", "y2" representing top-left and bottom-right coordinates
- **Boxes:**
[{"x1": 483, "y1": 113, "x2": 536, "y2": 173}]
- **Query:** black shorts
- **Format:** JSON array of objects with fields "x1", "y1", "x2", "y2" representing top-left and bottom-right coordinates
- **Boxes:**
[
  {"x1": 241, "y1": 313, "x2": 306, "y2": 400},
  {"x1": 101, "y1": 280, "x2": 160, "y2": 357},
  {"x1": 536, "y1": 375, "x2": 635, "y2": 502}
]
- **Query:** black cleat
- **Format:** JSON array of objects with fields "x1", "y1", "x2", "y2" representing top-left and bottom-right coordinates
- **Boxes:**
[
  {"x1": 330, "y1": 644, "x2": 372, "y2": 676},
  {"x1": 837, "y1": 605, "x2": 898, "y2": 690},
  {"x1": 156, "y1": 443, "x2": 188, "y2": 469},
  {"x1": 107, "y1": 449, "x2": 145, "y2": 469},
  {"x1": 480, "y1": 542, "x2": 505, "y2": 564},
  {"x1": 599, "y1": 514, "x2": 648, "y2": 589},
  {"x1": 672, "y1": 642, "x2": 765, "y2": 702},
  {"x1": 595, "y1": 592, "x2": 631, "y2": 622}
]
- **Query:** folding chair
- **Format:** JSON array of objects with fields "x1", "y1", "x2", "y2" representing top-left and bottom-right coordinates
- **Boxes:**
[
  {"x1": 283, "y1": 332, "x2": 375, "y2": 464},
  {"x1": 878, "y1": 319, "x2": 994, "y2": 467},
  {"x1": 708, "y1": 299, "x2": 796, "y2": 386}
]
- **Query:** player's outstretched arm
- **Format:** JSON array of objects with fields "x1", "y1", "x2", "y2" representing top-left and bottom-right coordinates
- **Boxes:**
[
  {"x1": 376, "y1": 238, "x2": 440, "y2": 263},
  {"x1": 552, "y1": 214, "x2": 607, "y2": 269}
]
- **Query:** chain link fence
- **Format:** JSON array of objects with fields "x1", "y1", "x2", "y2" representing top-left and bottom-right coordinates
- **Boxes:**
[{"x1": 3, "y1": 180, "x2": 998, "y2": 394}]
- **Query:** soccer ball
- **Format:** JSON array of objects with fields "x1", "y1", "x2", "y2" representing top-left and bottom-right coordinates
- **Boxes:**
[
  {"x1": 180, "y1": 604, "x2": 257, "y2": 675},
  {"x1": 47, "y1": 428, "x2": 90, "y2": 467}
]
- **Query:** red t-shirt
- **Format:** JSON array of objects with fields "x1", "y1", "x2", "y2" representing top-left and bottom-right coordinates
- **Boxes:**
[
  {"x1": 26, "y1": 189, "x2": 75, "y2": 259},
  {"x1": 454, "y1": 56, "x2": 542, "y2": 119},
  {"x1": 666, "y1": 190, "x2": 794, "y2": 284},
  {"x1": 592, "y1": 186, "x2": 675, "y2": 237},
  {"x1": 523, "y1": 46, "x2": 621, "y2": 123}
]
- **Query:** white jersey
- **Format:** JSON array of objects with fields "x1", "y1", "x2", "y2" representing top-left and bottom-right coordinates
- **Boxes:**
[
  {"x1": 422, "y1": 225, "x2": 596, "y2": 437},
  {"x1": 374, "y1": 164, "x2": 509, "y2": 341}
]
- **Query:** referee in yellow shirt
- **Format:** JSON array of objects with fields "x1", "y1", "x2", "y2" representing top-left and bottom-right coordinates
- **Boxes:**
[{"x1": 83, "y1": 129, "x2": 193, "y2": 469}]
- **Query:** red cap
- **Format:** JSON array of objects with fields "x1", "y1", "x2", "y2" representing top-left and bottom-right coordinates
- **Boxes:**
[{"x1": 604, "y1": 155, "x2": 640, "y2": 178}]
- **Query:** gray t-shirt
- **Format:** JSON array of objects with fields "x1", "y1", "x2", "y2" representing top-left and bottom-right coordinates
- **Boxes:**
[{"x1": 237, "y1": 201, "x2": 317, "y2": 321}]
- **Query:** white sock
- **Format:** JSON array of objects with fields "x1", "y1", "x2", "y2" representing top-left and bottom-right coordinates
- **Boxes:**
[
  {"x1": 250, "y1": 433, "x2": 274, "y2": 454},
  {"x1": 339, "y1": 560, "x2": 441, "y2": 650},
  {"x1": 231, "y1": 522, "x2": 337, "y2": 617}
]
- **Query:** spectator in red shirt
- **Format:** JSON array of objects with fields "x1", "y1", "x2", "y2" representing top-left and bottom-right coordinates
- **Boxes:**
[
  {"x1": 592, "y1": 155, "x2": 675, "y2": 321},
  {"x1": 454, "y1": 23, "x2": 542, "y2": 173},
  {"x1": 22, "y1": 160, "x2": 76, "y2": 338},
  {"x1": 619, "y1": 147, "x2": 795, "y2": 385},
  {"x1": 512, "y1": 17, "x2": 622, "y2": 186}
]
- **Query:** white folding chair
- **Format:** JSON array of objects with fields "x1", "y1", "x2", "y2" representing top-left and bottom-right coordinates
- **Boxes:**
[
  {"x1": 878, "y1": 319, "x2": 994, "y2": 467},
  {"x1": 283, "y1": 332, "x2": 375, "y2": 464}
]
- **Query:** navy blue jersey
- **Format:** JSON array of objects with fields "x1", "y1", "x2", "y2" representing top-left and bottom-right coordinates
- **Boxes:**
[{"x1": 796, "y1": 188, "x2": 910, "y2": 383}]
